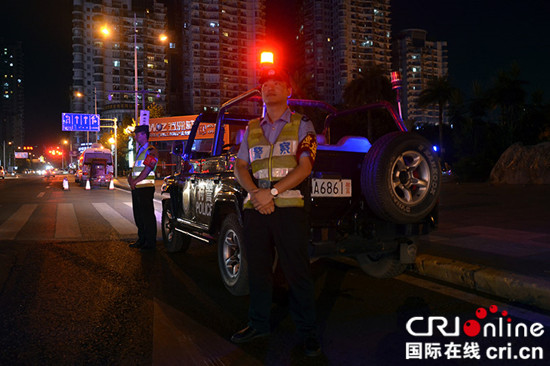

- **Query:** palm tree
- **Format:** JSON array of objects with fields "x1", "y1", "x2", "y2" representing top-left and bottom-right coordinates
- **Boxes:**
[
  {"x1": 417, "y1": 75, "x2": 455, "y2": 161},
  {"x1": 342, "y1": 62, "x2": 394, "y2": 141},
  {"x1": 343, "y1": 62, "x2": 394, "y2": 107},
  {"x1": 487, "y1": 63, "x2": 527, "y2": 144}
]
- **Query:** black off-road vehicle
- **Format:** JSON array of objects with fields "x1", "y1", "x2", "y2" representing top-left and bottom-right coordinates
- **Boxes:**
[{"x1": 161, "y1": 89, "x2": 441, "y2": 296}]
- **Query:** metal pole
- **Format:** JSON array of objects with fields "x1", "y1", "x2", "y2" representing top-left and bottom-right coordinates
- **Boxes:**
[
  {"x1": 2, "y1": 141, "x2": 5, "y2": 167},
  {"x1": 114, "y1": 118, "x2": 118, "y2": 178},
  {"x1": 94, "y1": 87, "x2": 98, "y2": 142},
  {"x1": 134, "y1": 12, "x2": 138, "y2": 123}
]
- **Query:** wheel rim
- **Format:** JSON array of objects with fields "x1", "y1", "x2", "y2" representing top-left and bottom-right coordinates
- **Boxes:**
[
  {"x1": 163, "y1": 209, "x2": 174, "y2": 242},
  {"x1": 391, "y1": 150, "x2": 430, "y2": 205},
  {"x1": 222, "y1": 229, "x2": 241, "y2": 279}
]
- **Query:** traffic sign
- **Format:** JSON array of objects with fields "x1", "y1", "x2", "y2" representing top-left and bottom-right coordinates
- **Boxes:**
[
  {"x1": 62, "y1": 113, "x2": 100, "y2": 132},
  {"x1": 140, "y1": 110, "x2": 150, "y2": 126}
]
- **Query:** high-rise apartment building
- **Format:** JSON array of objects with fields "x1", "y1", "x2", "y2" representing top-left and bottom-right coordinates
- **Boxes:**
[
  {"x1": 71, "y1": 0, "x2": 167, "y2": 146},
  {"x1": 0, "y1": 39, "x2": 24, "y2": 167},
  {"x1": 298, "y1": 0, "x2": 392, "y2": 105},
  {"x1": 392, "y1": 29, "x2": 448, "y2": 126},
  {"x1": 172, "y1": 0, "x2": 266, "y2": 114}
]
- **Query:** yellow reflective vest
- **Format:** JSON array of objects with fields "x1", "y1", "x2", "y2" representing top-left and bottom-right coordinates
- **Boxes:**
[
  {"x1": 132, "y1": 145, "x2": 157, "y2": 188},
  {"x1": 244, "y1": 113, "x2": 304, "y2": 208}
]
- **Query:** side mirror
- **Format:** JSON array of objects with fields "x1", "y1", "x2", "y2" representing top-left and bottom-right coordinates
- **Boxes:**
[{"x1": 171, "y1": 141, "x2": 184, "y2": 156}]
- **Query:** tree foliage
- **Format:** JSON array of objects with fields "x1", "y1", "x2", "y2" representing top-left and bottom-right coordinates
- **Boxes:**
[
  {"x1": 339, "y1": 62, "x2": 549, "y2": 181},
  {"x1": 417, "y1": 75, "x2": 456, "y2": 161}
]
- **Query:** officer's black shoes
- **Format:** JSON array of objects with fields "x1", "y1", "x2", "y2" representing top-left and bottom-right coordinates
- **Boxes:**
[
  {"x1": 230, "y1": 326, "x2": 270, "y2": 344},
  {"x1": 129, "y1": 241, "x2": 143, "y2": 248},
  {"x1": 303, "y1": 335, "x2": 322, "y2": 357}
]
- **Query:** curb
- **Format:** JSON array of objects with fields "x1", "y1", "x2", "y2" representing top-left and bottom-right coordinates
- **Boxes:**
[{"x1": 413, "y1": 254, "x2": 550, "y2": 312}]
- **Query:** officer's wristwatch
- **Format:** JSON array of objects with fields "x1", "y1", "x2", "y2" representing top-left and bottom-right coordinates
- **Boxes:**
[{"x1": 270, "y1": 187, "x2": 279, "y2": 197}]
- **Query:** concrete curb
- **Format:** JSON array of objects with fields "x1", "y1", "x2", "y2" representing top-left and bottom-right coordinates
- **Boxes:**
[{"x1": 413, "y1": 254, "x2": 550, "y2": 312}]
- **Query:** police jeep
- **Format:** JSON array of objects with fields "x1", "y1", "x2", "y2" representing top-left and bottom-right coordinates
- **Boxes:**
[{"x1": 161, "y1": 88, "x2": 441, "y2": 296}]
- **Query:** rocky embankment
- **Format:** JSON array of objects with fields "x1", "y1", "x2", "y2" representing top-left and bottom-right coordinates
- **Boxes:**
[{"x1": 490, "y1": 142, "x2": 550, "y2": 184}]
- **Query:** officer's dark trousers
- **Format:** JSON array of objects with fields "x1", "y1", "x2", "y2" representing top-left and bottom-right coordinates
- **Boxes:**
[
  {"x1": 243, "y1": 207, "x2": 316, "y2": 336},
  {"x1": 131, "y1": 186, "x2": 156, "y2": 248}
]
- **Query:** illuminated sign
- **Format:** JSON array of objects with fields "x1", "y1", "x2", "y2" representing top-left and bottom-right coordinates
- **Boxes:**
[
  {"x1": 62, "y1": 113, "x2": 100, "y2": 131},
  {"x1": 149, "y1": 115, "x2": 216, "y2": 142},
  {"x1": 14, "y1": 152, "x2": 29, "y2": 159}
]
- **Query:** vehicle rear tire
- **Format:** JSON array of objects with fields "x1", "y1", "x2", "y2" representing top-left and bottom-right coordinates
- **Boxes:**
[
  {"x1": 217, "y1": 213, "x2": 249, "y2": 296},
  {"x1": 361, "y1": 131, "x2": 441, "y2": 224},
  {"x1": 161, "y1": 199, "x2": 190, "y2": 253},
  {"x1": 356, "y1": 252, "x2": 407, "y2": 279}
]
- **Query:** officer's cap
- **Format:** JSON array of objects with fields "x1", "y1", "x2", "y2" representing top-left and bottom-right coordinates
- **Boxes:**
[
  {"x1": 259, "y1": 67, "x2": 290, "y2": 86},
  {"x1": 134, "y1": 124, "x2": 150, "y2": 137}
]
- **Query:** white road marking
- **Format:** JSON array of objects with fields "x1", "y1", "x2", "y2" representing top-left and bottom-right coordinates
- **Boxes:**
[
  {"x1": 123, "y1": 201, "x2": 162, "y2": 224},
  {"x1": 0, "y1": 204, "x2": 37, "y2": 240},
  {"x1": 55, "y1": 203, "x2": 81, "y2": 239},
  {"x1": 37, "y1": 192, "x2": 45, "y2": 198},
  {"x1": 92, "y1": 202, "x2": 136, "y2": 235}
]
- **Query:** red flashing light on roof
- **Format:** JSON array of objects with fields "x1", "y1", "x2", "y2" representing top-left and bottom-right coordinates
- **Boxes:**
[
  {"x1": 260, "y1": 51, "x2": 274, "y2": 64},
  {"x1": 390, "y1": 71, "x2": 402, "y2": 90}
]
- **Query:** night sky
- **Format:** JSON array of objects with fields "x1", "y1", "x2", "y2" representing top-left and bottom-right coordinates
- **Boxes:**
[{"x1": 1, "y1": 0, "x2": 549, "y2": 147}]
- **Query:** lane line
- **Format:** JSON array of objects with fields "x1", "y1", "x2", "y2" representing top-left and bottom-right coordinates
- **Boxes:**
[
  {"x1": 0, "y1": 204, "x2": 37, "y2": 240},
  {"x1": 92, "y1": 202, "x2": 136, "y2": 235},
  {"x1": 55, "y1": 203, "x2": 81, "y2": 239},
  {"x1": 37, "y1": 192, "x2": 45, "y2": 198}
]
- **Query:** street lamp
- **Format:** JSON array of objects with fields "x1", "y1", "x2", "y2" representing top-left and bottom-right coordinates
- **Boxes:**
[
  {"x1": 74, "y1": 90, "x2": 98, "y2": 144},
  {"x1": 2, "y1": 140, "x2": 13, "y2": 168},
  {"x1": 62, "y1": 140, "x2": 68, "y2": 170},
  {"x1": 101, "y1": 20, "x2": 168, "y2": 122},
  {"x1": 99, "y1": 15, "x2": 139, "y2": 122},
  {"x1": 101, "y1": 118, "x2": 118, "y2": 178}
]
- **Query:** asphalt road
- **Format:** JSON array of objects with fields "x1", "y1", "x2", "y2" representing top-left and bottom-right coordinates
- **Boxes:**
[{"x1": 1, "y1": 175, "x2": 550, "y2": 365}]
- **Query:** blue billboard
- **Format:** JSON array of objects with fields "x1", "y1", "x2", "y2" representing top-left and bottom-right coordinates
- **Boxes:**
[{"x1": 62, "y1": 113, "x2": 100, "y2": 132}]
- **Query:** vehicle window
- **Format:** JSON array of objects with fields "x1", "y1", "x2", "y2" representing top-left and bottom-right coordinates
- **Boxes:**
[{"x1": 192, "y1": 139, "x2": 213, "y2": 153}]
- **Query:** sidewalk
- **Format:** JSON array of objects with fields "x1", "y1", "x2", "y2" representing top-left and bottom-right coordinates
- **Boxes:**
[{"x1": 413, "y1": 182, "x2": 550, "y2": 311}]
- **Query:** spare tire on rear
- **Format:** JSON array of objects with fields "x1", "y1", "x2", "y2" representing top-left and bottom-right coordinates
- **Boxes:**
[{"x1": 361, "y1": 131, "x2": 441, "y2": 224}]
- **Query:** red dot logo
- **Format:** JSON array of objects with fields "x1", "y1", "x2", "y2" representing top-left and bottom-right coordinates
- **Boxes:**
[
  {"x1": 476, "y1": 307, "x2": 487, "y2": 319},
  {"x1": 489, "y1": 305, "x2": 498, "y2": 313},
  {"x1": 501, "y1": 310, "x2": 508, "y2": 317},
  {"x1": 463, "y1": 320, "x2": 481, "y2": 337}
]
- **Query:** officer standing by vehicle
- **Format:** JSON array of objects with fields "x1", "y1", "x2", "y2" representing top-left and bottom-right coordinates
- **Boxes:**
[
  {"x1": 128, "y1": 124, "x2": 158, "y2": 252},
  {"x1": 231, "y1": 67, "x2": 321, "y2": 357}
]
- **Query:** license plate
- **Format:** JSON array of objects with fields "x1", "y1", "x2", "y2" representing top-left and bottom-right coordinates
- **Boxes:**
[{"x1": 311, "y1": 178, "x2": 352, "y2": 197}]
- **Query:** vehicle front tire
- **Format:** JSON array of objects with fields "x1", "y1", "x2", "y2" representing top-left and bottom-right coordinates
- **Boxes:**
[
  {"x1": 217, "y1": 213, "x2": 249, "y2": 296},
  {"x1": 161, "y1": 199, "x2": 190, "y2": 253},
  {"x1": 361, "y1": 131, "x2": 441, "y2": 224}
]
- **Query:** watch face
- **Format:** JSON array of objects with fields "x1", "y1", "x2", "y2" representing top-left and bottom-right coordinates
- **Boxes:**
[{"x1": 271, "y1": 188, "x2": 278, "y2": 196}]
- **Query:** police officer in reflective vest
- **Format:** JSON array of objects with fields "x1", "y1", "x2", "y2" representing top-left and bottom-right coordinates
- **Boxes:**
[
  {"x1": 128, "y1": 124, "x2": 158, "y2": 252},
  {"x1": 232, "y1": 67, "x2": 321, "y2": 357}
]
